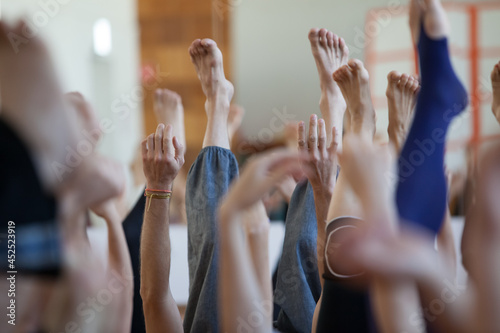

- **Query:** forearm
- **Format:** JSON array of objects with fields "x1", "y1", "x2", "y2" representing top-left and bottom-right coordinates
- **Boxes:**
[
  {"x1": 105, "y1": 205, "x2": 133, "y2": 276},
  {"x1": 248, "y1": 230, "x2": 272, "y2": 307},
  {"x1": 371, "y1": 278, "x2": 421, "y2": 333},
  {"x1": 140, "y1": 196, "x2": 171, "y2": 300},
  {"x1": 140, "y1": 193, "x2": 182, "y2": 333},
  {"x1": 245, "y1": 204, "x2": 273, "y2": 313},
  {"x1": 219, "y1": 208, "x2": 272, "y2": 333},
  {"x1": 312, "y1": 186, "x2": 333, "y2": 285},
  {"x1": 103, "y1": 206, "x2": 134, "y2": 333}
]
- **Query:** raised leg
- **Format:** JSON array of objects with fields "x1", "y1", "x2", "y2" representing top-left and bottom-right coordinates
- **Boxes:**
[
  {"x1": 184, "y1": 38, "x2": 238, "y2": 333},
  {"x1": 308, "y1": 28, "x2": 348, "y2": 147},
  {"x1": 396, "y1": 0, "x2": 468, "y2": 234},
  {"x1": 189, "y1": 38, "x2": 234, "y2": 150}
]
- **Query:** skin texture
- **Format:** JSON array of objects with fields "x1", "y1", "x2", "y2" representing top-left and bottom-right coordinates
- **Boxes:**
[
  {"x1": 140, "y1": 123, "x2": 185, "y2": 333},
  {"x1": 308, "y1": 28, "x2": 349, "y2": 147},
  {"x1": 333, "y1": 58, "x2": 376, "y2": 139},
  {"x1": 338, "y1": 134, "x2": 422, "y2": 333},
  {"x1": 188, "y1": 38, "x2": 234, "y2": 150},
  {"x1": 386, "y1": 71, "x2": 420, "y2": 152},
  {"x1": 491, "y1": 61, "x2": 500, "y2": 124},
  {"x1": 298, "y1": 115, "x2": 339, "y2": 286},
  {"x1": 219, "y1": 150, "x2": 305, "y2": 333}
]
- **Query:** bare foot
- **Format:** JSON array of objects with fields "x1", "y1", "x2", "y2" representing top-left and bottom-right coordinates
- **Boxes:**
[
  {"x1": 154, "y1": 88, "x2": 186, "y2": 147},
  {"x1": 333, "y1": 59, "x2": 376, "y2": 138},
  {"x1": 189, "y1": 38, "x2": 234, "y2": 149},
  {"x1": 189, "y1": 38, "x2": 234, "y2": 103},
  {"x1": 309, "y1": 28, "x2": 349, "y2": 146},
  {"x1": 409, "y1": 0, "x2": 450, "y2": 44},
  {"x1": 308, "y1": 28, "x2": 349, "y2": 95},
  {"x1": 491, "y1": 62, "x2": 500, "y2": 123},
  {"x1": 386, "y1": 71, "x2": 420, "y2": 151},
  {"x1": 228, "y1": 104, "x2": 245, "y2": 143}
]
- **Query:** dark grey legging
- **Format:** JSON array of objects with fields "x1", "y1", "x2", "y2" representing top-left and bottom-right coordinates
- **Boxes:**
[
  {"x1": 183, "y1": 147, "x2": 239, "y2": 333},
  {"x1": 183, "y1": 148, "x2": 321, "y2": 333},
  {"x1": 274, "y1": 181, "x2": 322, "y2": 333}
]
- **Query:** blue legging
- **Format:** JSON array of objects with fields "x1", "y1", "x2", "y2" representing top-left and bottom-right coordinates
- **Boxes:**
[{"x1": 396, "y1": 24, "x2": 468, "y2": 234}]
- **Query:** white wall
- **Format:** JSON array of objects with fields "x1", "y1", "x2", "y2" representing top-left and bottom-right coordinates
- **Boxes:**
[
  {"x1": 231, "y1": 0, "x2": 499, "y2": 147},
  {"x1": 1, "y1": 0, "x2": 142, "y2": 166}
]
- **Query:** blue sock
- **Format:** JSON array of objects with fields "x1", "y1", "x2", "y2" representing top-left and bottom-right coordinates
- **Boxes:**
[{"x1": 396, "y1": 24, "x2": 468, "y2": 235}]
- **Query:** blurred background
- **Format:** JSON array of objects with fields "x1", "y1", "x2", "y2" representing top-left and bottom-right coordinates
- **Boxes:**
[{"x1": 2, "y1": 0, "x2": 500, "y2": 170}]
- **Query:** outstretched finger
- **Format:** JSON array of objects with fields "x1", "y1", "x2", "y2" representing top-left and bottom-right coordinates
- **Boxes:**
[
  {"x1": 318, "y1": 119, "x2": 327, "y2": 152},
  {"x1": 141, "y1": 138, "x2": 148, "y2": 160},
  {"x1": 155, "y1": 124, "x2": 164, "y2": 158},
  {"x1": 297, "y1": 121, "x2": 307, "y2": 152},
  {"x1": 163, "y1": 124, "x2": 174, "y2": 156},
  {"x1": 173, "y1": 136, "x2": 185, "y2": 165},
  {"x1": 328, "y1": 127, "x2": 339, "y2": 155},
  {"x1": 308, "y1": 114, "x2": 318, "y2": 152},
  {"x1": 147, "y1": 134, "x2": 155, "y2": 160}
]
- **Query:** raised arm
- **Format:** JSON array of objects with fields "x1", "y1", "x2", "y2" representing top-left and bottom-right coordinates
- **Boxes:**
[
  {"x1": 140, "y1": 123, "x2": 185, "y2": 333},
  {"x1": 338, "y1": 134, "x2": 422, "y2": 333},
  {"x1": 88, "y1": 155, "x2": 133, "y2": 333},
  {"x1": 298, "y1": 115, "x2": 339, "y2": 285},
  {"x1": 219, "y1": 150, "x2": 304, "y2": 333}
]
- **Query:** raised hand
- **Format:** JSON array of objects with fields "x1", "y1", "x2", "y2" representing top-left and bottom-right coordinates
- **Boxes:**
[
  {"x1": 298, "y1": 114, "x2": 339, "y2": 196},
  {"x1": 141, "y1": 123, "x2": 185, "y2": 191}
]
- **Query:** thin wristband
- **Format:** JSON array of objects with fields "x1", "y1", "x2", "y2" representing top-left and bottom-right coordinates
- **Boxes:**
[
  {"x1": 145, "y1": 188, "x2": 172, "y2": 193},
  {"x1": 144, "y1": 192, "x2": 172, "y2": 211}
]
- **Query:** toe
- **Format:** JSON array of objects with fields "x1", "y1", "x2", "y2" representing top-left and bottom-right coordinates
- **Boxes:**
[
  {"x1": 339, "y1": 66, "x2": 350, "y2": 80},
  {"x1": 201, "y1": 38, "x2": 216, "y2": 49},
  {"x1": 190, "y1": 39, "x2": 201, "y2": 54},
  {"x1": 397, "y1": 74, "x2": 410, "y2": 89},
  {"x1": 332, "y1": 68, "x2": 342, "y2": 81},
  {"x1": 387, "y1": 70, "x2": 401, "y2": 85},
  {"x1": 326, "y1": 31, "x2": 334, "y2": 48},
  {"x1": 339, "y1": 38, "x2": 349, "y2": 60},
  {"x1": 308, "y1": 28, "x2": 320, "y2": 44},
  {"x1": 411, "y1": 76, "x2": 420, "y2": 92},
  {"x1": 332, "y1": 33, "x2": 339, "y2": 51},
  {"x1": 404, "y1": 76, "x2": 415, "y2": 90},
  {"x1": 348, "y1": 59, "x2": 363, "y2": 72},
  {"x1": 192, "y1": 45, "x2": 199, "y2": 57},
  {"x1": 319, "y1": 28, "x2": 327, "y2": 47}
]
